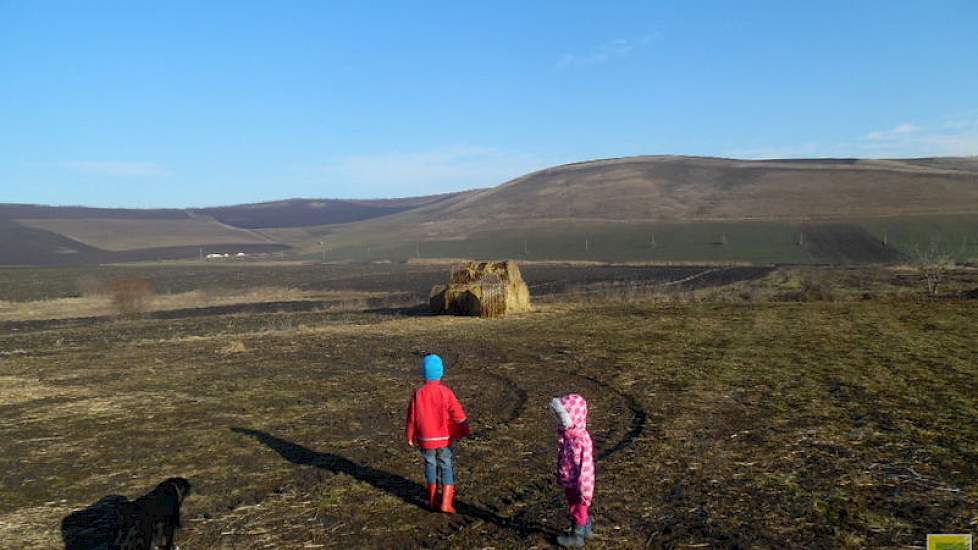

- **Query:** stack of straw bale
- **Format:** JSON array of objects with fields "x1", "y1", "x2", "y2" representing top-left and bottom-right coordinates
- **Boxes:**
[{"x1": 429, "y1": 260, "x2": 531, "y2": 318}]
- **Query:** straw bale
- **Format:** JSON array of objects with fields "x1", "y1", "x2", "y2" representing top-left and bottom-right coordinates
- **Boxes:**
[{"x1": 429, "y1": 260, "x2": 531, "y2": 317}]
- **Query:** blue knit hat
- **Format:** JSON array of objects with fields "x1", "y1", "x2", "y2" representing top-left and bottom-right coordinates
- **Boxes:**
[{"x1": 423, "y1": 354, "x2": 444, "y2": 381}]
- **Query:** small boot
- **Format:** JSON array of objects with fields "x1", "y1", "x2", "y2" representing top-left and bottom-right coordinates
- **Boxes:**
[
  {"x1": 426, "y1": 484, "x2": 438, "y2": 511},
  {"x1": 439, "y1": 484, "x2": 457, "y2": 514},
  {"x1": 556, "y1": 524, "x2": 588, "y2": 547}
]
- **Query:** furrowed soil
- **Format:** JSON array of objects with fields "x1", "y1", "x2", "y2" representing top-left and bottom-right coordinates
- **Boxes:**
[
  {"x1": 0, "y1": 262, "x2": 772, "y2": 303},
  {"x1": 1, "y1": 266, "x2": 977, "y2": 549}
]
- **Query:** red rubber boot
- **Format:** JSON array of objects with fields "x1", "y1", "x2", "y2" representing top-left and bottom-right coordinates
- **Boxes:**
[
  {"x1": 426, "y1": 484, "x2": 438, "y2": 511},
  {"x1": 440, "y1": 484, "x2": 457, "y2": 514}
]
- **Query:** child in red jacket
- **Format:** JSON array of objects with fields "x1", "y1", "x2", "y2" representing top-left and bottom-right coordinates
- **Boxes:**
[{"x1": 406, "y1": 354, "x2": 470, "y2": 513}]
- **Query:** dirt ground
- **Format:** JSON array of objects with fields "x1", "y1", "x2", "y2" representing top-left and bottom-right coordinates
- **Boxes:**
[{"x1": 1, "y1": 266, "x2": 977, "y2": 549}]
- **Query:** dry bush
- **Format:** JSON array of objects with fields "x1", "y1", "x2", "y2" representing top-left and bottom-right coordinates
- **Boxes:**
[
  {"x1": 912, "y1": 242, "x2": 955, "y2": 296},
  {"x1": 695, "y1": 282, "x2": 763, "y2": 303},
  {"x1": 76, "y1": 275, "x2": 109, "y2": 297},
  {"x1": 262, "y1": 316, "x2": 298, "y2": 333},
  {"x1": 797, "y1": 277, "x2": 835, "y2": 302},
  {"x1": 735, "y1": 287, "x2": 762, "y2": 302},
  {"x1": 221, "y1": 340, "x2": 248, "y2": 354},
  {"x1": 763, "y1": 268, "x2": 836, "y2": 303},
  {"x1": 555, "y1": 281, "x2": 686, "y2": 305},
  {"x1": 109, "y1": 277, "x2": 155, "y2": 317}
]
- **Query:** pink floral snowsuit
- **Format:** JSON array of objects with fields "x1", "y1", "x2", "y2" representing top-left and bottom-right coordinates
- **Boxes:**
[{"x1": 551, "y1": 393, "x2": 595, "y2": 527}]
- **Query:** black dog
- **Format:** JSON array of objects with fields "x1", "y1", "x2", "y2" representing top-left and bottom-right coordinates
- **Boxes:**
[{"x1": 115, "y1": 477, "x2": 192, "y2": 550}]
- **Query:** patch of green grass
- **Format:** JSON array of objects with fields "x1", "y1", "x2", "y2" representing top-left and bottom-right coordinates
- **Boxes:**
[
  {"x1": 326, "y1": 221, "x2": 811, "y2": 263},
  {"x1": 320, "y1": 216, "x2": 978, "y2": 265},
  {"x1": 861, "y1": 214, "x2": 978, "y2": 261}
]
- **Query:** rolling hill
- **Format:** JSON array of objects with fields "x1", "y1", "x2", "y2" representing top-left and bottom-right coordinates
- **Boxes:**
[
  {"x1": 3, "y1": 156, "x2": 977, "y2": 265},
  {"x1": 294, "y1": 156, "x2": 978, "y2": 263},
  {"x1": 0, "y1": 195, "x2": 467, "y2": 265},
  {"x1": 316, "y1": 156, "x2": 978, "y2": 236},
  {"x1": 193, "y1": 192, "x2": 469, "y2": 229}
]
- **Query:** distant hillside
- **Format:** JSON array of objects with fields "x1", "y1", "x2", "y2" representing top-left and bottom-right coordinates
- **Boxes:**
[
  {"x1": 323, "y1": 156, "x2": 978, "y2": 236},
  {"x1": 296, "y1": 156, "x2": 978, "y2": 264},
  {"x1": 193, "y1": 192, "x2": 470, "y2": 229},
  {"x1": 3, "y1": 157, "x2": 977, "y2": 266},
  {"x1": 0, "y1": 195, "x2": 468, "y2": 265},
  {"x1": 0, "y1": 203, "x2": 189, "y2": 220},
  {"x1": 0, "y1": 218, "x2": 289, "y2": 266}
]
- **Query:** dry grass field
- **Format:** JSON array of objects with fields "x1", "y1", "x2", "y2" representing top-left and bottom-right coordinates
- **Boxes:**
[
  {"x1": 16, "y1": 218, "x2": 272, "y2": 251},
  {"x1": 1, "y1": 264, "x2": 976, "y2": 548},
  {"x1": 0, "y1": 287, "x2": 402, "y2": 322}
]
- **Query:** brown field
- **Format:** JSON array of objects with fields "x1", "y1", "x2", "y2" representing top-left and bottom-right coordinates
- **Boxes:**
[
  {"x1": 1, "y1": 264, "x2": 977, "y2": 549},
  {"x1": 16, "y1": 218, "x2": 272, "y2": 251},
  {"x1": 0, "y1": 287, "x2": 402, "y2": 322}
]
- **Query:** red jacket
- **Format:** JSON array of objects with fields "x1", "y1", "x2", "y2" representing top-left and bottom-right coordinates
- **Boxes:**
[{"x1": 406, "y1": 381, "x2": 469, "y2": 449}]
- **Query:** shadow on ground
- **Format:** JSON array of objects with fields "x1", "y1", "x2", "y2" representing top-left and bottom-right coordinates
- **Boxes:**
[
  {"x1": 61, "y1": 495, "x2": 129, "y2": 550},
  {"x1": 363, "y1": 302, "x2": 432, "y2": 317},
  {"x1": 231, "y1": 427, "x2": 556, "y2": 540}
]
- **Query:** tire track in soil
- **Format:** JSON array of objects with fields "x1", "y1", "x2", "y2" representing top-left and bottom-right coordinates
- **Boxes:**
[
  {"x1": 466, "y1": 371, "x2": 529, "y2": 441},
  {"x1": 576, "y1": 373, "x2": 649, "y2": 462},
  {"x1": 422, "y1": 356, "x2": 650, "y2": 548},
  {"x1": 488, "y1": 367, "x2": 653, "y2": 547}
]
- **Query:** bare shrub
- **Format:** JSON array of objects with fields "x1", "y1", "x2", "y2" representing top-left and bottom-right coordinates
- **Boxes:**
[
  {"x1": 553, "y1": 281, "x2": 682, "y2": 305},
  {"x1": 109, "y1": 277, "x2": 155, "y2": 317},
  {"x1": 263, "y1": 316, "x2": 298, "y2": 333},
  {"x1": 912, "y1": 242, "x2": 955, "y2": 296},
  {"x1": 76, "y1": 275, "x2": 109, "y2": 297},
  {"x1": 736, "y1": 287, "x2": 761, "y2": 302},
  {"x1": 798, "y1": 277, "x2": 835, "y2": 302},
  {"x1": 221, "y1": 340, "x2": 248, "y2": 354}
]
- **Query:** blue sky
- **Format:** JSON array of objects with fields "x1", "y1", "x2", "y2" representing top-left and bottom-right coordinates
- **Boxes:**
[{"x1": 1, "y1": 1, "x2": 976, "y2": 208}]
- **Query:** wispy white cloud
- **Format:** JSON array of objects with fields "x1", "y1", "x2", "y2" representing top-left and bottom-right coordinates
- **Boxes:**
[
  {"x1": 557, "y1": 35, "x2": 655, "y2": 68},
  {"x1": 62, "y1": 161, "x2": 168, "y2": 177},
  {"x1": 727, "y1": 114, "x2": 978, "y2": 159},
  {"x1": 858, "y1": 117, "x2": 978, "y2": 157},
  {"x1": 294, "y1": 146, "x2": 560, "y2": 196},
  {"x1": 865, "y1": 122, "x2": 918, "y2": 141}
]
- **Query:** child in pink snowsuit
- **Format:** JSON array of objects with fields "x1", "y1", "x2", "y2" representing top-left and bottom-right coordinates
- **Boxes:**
[{"x1": 550, "y1": 393, "x2": 594, "y2": 547}]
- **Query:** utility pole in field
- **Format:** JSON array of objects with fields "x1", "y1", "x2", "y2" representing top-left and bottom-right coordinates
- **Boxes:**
[{"x1": 319, "y1": 241, "x2": 326, "y2": 262}]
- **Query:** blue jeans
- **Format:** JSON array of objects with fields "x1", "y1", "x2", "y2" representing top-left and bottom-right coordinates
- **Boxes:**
[{"x1": 420, "y1": 446, "x2": 454, "y2": 485}]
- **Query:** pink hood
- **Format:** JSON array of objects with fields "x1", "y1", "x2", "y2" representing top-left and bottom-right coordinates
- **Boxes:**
[
  {"x1": 550, "y1": 394, "x2": 595, "y2": 505},
  {"x1": 551, "y1": 394, "x2": 588, "y2": 436}
]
